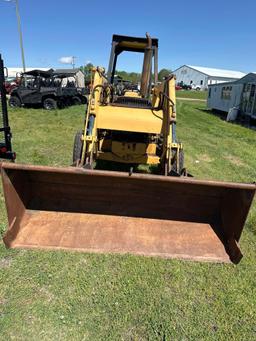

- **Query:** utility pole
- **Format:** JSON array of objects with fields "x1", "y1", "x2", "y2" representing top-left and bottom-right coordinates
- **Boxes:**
[
  {"x1": 15, "y1": 0, "x2": 26, "y2": 73},
  {"x1": 71, "y1": 56, "x2": 76, "y2": 69},
  {"x1": 3, "y1": 0, "x2": 26, "y2": 74}
]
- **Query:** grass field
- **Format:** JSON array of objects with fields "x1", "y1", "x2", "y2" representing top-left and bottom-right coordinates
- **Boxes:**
[
  {"x1": 0, "y1": 102, "x2": 256, "y2": 340},
  {"x1": 176, "y1": 90, "x2": 208, "y2": 100}
]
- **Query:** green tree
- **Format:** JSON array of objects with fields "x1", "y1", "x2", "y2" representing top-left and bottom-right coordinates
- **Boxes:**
[
  {"x1": 116, "y1": 70, "x2": 141, "y2": 84},
  {"x1": 80, "y1": 63, "x2": 94, "y2": 82},
  {"x1": 158, "y1": 68, "x2": 172, "y2": 81}
]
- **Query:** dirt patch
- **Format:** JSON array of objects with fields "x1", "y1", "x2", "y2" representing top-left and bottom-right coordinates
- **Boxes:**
[
  {"x1": 225, "y1": 155, "x2": 244, "y2": 166},
  {"x1": 199, "y1": 154, "x2": 214, "y2": 162},
  {"x1": 176, "y1": 97, "x2": 206, "y2": 102},
  {"x1": 0, "y1": 298, "x2": 7, "y2": 306},
  {"x1": 39, "y1": 286, "x2": 55, "y2": 303},
  {"x1": 0, "y1": 257, "x2": 12, "y2": 269}
]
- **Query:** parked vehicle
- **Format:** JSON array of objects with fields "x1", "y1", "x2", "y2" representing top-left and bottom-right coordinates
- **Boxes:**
[
  {"x1": 9, "y1": 69, "x2": 87, "y2": 110},
  {"x1": 175, "y1": 84, "x2": 182, "y2": 90},
  {"x1": 177, "y1": 81, "x2": 192, "y2": 90},
  {"x1": 191, "y1": 84, "x2": 203, "y2": 91},
  {"x1": 4, "y1": 77, "x2": 20, "y2": 94}
]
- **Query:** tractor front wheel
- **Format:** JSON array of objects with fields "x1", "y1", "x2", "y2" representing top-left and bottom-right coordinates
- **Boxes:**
[
  {"x1": 171, "y1": 149, "x2": 184, "y2": 175},
  {"x1": 73, "y1": 130, "x2": 83, "y2": 164}
]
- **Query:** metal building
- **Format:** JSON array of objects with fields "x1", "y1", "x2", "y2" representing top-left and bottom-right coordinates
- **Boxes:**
[
  {"x1": 173, "y1": 65, "x2": 245, "y2": 90},
  {"x1": 207, "y1": 73, "x2": 256, "y2": 119}
]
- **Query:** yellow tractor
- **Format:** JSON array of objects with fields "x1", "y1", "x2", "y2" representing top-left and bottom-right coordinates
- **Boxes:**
[
  {"x1": 73, "y1": 34, "x2": 184, "y2": 176},
  {"x1": 1, "y1": 34, "x2": 255, "y2": 264}
]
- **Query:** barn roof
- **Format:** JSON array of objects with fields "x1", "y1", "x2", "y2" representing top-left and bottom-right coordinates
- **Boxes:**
[
  {"x1": 236, "y1": 72, "x2": 256, "y2": 84},
  {"x1": 187, "y1": 65, "x2": 246, "y2": 79},
  {"x1": 208, "y1": 72, "x2": 256, "y2": 87}
]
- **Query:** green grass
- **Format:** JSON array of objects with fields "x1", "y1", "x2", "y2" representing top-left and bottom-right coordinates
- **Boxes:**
[
  {"x1": 0, "y1": 103, "x2": 256, "y2": 340},
  {"x1": 176, "y1": 90, "x2": 208, "y2": 100}
]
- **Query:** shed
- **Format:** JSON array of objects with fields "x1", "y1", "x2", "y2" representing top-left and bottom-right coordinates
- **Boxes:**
[
  {"x1": 54, "y1": 68, "x2": 85, "y2": 88},
  {"x1": 207, "y1": 73, "x2": 256, "y2": 119}
]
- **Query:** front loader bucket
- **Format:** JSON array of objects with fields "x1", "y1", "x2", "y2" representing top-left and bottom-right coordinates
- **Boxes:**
[{"x1": 1, "y1": 163, "x2": 255, "y2": 263}]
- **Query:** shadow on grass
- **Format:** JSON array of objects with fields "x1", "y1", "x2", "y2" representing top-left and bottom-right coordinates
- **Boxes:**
[
  {"x1": 94, "y1": 160, "x2": 160, "y2": 175},
  {"x1": 197, "y1": 108, "x2": 256, "y2": 131}
]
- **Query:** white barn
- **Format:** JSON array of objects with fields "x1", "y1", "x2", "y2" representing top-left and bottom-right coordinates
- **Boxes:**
[
  {"x1": 207, "y1": 73, "x2": 256, "y2": 119},
  {"x1": 173, "y1": 65, "x2": 245, "y2": 90}
]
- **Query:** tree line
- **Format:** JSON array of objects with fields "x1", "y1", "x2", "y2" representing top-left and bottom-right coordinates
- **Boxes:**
[{"x1": 80, "y1": 63, "x2": 172, "y2": 83}]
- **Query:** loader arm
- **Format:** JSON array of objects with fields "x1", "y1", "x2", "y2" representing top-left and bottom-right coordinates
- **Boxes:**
[{"x1": 80, "y1": 65, "x2": 182, "y2": 174}]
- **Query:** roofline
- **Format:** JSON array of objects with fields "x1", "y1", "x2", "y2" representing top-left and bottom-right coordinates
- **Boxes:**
[
  {"x1": 173, "y1": 64, "x2": 245, "y2": 78},
  {"x1": 186, "y1": 65, "x2": 209, "y2": 76},
  {"x1": 208, "y1": 72, "x2": 256, "y2": 87},
  {"x1": 237, "y1": 72, "x2": 256, "y2": 83},
  {"x1": 208, "y1": 81, "x2": 236, "y2": 87},
  {"x1": 173, "y1": 65, "x2": 209, "y2": 76}
]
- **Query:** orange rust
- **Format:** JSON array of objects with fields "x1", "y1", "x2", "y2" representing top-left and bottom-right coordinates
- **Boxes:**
[{"x1": 1, "y1": 163, "x2": 255, "y2": 263}]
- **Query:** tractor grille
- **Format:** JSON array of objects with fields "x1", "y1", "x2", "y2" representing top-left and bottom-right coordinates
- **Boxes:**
[{"x1": 111, "y1": 96, "x2": 152, "y2": 109}]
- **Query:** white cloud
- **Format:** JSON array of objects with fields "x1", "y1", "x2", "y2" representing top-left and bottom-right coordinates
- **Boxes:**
[{"x1": 59, "y1": 56, "x2": 73, "y2": 64}]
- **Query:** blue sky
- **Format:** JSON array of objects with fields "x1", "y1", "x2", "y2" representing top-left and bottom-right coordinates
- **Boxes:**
[{"x1": 0, "y1": 0, "x2": 255, "y2": 73}]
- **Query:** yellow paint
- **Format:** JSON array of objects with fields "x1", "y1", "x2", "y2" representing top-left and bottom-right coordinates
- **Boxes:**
[
  {"x1": 98, "y1": 151, "x2": 160, "y2": 164},
  {"x1": 118, "y1": 41, "x2": 148, "y2": 50},
  {"x1": 123, "y1": 91, "x2": 140, "y2": 97},
  {"x1": 79, "y1": 42, "x2": 183, "y2": 170},
  {"x1": 97, "y1": 105, "x2": 164, "y2": 134}
]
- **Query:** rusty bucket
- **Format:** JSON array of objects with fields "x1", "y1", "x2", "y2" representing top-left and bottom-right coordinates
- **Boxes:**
[{"x1": 1, "y1": 163, "x2": 255, "y2": 263}]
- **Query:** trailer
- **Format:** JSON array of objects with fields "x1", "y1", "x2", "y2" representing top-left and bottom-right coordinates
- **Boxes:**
[{"x1": 207, "y1": 73, "x2": 256, "y2": 120}]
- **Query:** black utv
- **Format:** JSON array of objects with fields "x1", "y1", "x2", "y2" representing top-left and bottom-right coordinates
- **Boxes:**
[{"x1": 9, "y1": 69, "x2": 87, "y2": 110}]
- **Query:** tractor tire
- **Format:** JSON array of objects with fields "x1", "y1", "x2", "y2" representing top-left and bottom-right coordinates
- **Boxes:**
[
  {"x1": 72, "y1": 96, "x2": 82, "y2": 106},
  {"x1": 43, "y1": 98, "x2": 57, "y2": 110},
  {"x1": 9, "y1": 96, "x2": 21, "y2": 108},
  {"x1": 73, "y1": 130, "x2": 83, "y2": 163},
  {"x1": 171, "y1": 149, "x2": 184, "y2": 175},
  {"x1": 81, "y1": 96, "x2": 87, "y2": 105}
]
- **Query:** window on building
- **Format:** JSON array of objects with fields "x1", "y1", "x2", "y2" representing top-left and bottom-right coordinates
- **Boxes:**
[
  {"x1": 221, "y1": 86, "x2": 232, "y2": 100},
  {"x1": 200, "y1": 80, "x2": 203, "y2": 85},
  {"x1": 221, "y1": 87, "x2": 225, "y2": 99},
  {"x1": 190, "y1": 80, "x2": 193, "y2": 84},
  {"x1": 208, "y1": 88, "x2": 211, "y2": 98}
]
